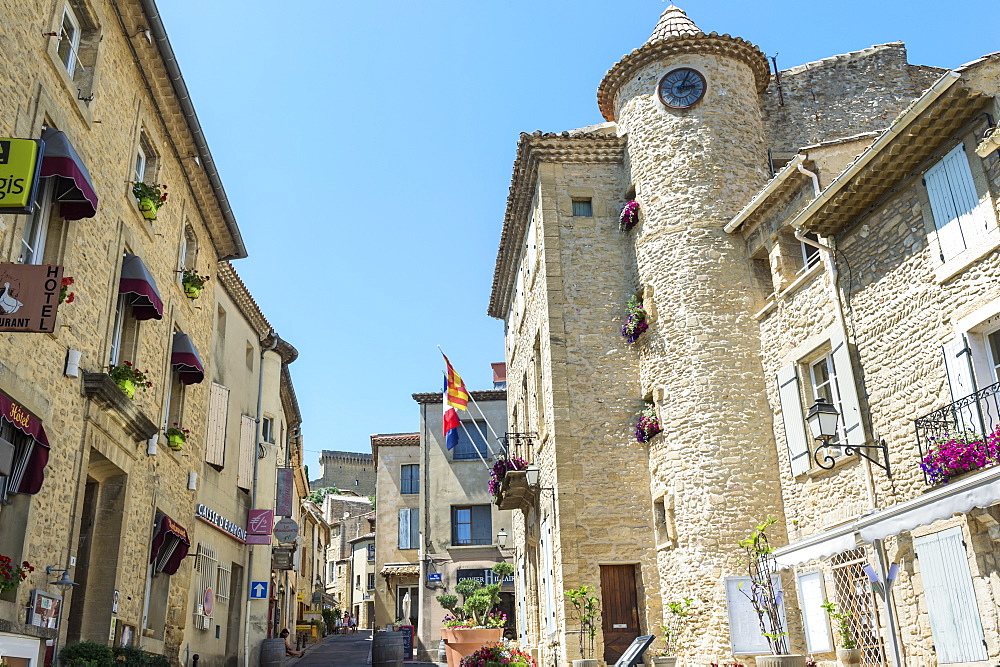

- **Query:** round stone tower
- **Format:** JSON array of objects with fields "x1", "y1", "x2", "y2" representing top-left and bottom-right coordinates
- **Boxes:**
[{"x1": 599, "y1": 7, "x2": 787, "y2": 659}]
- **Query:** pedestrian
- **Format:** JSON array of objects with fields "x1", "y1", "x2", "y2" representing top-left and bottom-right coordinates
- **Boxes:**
[
  {"x1": 343, "y1": 612, "x2": 350, "y2": 634},
  {"x1": 280, "y1": 628, "x2": 303, "y2": 658},
  {"x1": 350, "y1": 614, "x2": 357, "y2": 633},
  {"x1": 334, "y1": 613, "x2": 342, "y2": 635}
]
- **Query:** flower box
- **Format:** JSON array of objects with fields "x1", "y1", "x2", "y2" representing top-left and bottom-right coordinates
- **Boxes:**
[{"x1": 495, "y1": 470, "x2": 532, "y2": 511}]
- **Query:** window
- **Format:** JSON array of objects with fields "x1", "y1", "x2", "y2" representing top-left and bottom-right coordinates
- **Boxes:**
[
  {"x1": 164, "y1": 367, "x2": 185, "y2": 436},
  {"x1": 19, "y1": 179, "x2": 56, "y2": 265},
  {"x1": 367, "y1": 573, "x2": 375, "y2": 590},
  {"x1": 261, "y1": 417, "x2": 274, "y2": 444},
  {"x1": 400, "y1": 464, "x2": 419, "y2": 494},
  {"x1": 924, "y1": 144, "x2": 993, "y2": 262},
  {"x1": 109, "y1": 293, "x2": 140, "y2": 367},
  {"x1": 356, "y1": 574, "x2": 361, "y2": 590},
  {"x1": 451, "y1": 505, "x2": 491, "y2": 546},
  {"x1": 367, "y1": 543, "x2": 375, "y2": 561},
  {"x1": 571, "y1": 199, "x2": 593, "y2": 217},
  {"x1": 134, "y1": 133, "x2": 156, "y2": 185},
  {"x1": 179, "y1": 224, "x2": 198, "y2": 275},
  {"x1": 215, "y1": 562, "x2": 232, "y2": 605},
  {"x1": 808, "y1": 353, "x2": 846, "y2": 446},
  {"x1": 800, "y1": 233, "x2": 822, "y2": 270},
  {"x1": 453, "y1": 422, "x2": 489, "y2": 461},
  {"x1": 245, "y1": 342, "x2": 254, "y2": 370},
  {"x1": 57, "y1": 5, "x2": 82, "y2": 77},
  {"x1": 830, "y1": 548, "x2": 886, "y2": 665},
  {"x1": 398, "y1": 508, "x2": 419, "y2": 549}
]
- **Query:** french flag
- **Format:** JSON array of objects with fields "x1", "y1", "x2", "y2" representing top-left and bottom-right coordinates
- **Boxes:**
[{"x1": 443, "y1": 376, "x2": 460, "y2": 449}]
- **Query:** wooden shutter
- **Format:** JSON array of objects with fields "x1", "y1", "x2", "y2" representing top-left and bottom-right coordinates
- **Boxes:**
[
  {"x1": 942, "y1": 335, "x2": 975, "y2": 403},
  {"x1": 830, "y1": 329, "x2": 867, "y2": 449},
  {"x1": 540, "y1": 517, "x2": 556, "y2": 635},
  {"x1": 236, "y1": 415, "x2": 255, "y2": 491},
  {"x1": 398, "y1": 508, "x2": 411, "y2": 549},
  {"x1": 941, "y1": 145, "x2": 990, "y2": 248},
  {"x1": 777, "y1": 364, "x2": 811, "y2": 476},
  {"x1": 409, "y1": 508, "x2": 419, "y2": 549},
  {"x1": 471, "y1": 505, "x2": 491, "y2": 545},
  {"x1": 797, "y1": 571, "x2": 833, "y2": 653},
  {"x1": 913, "y1": 527, "x2": 988, "y2": 663},
  {"x1": 205, "y1": 383, "x2": 229, "y2": 468},
  {"x1": 926, "y1": 152, "x2": 967, "y2": 261}
]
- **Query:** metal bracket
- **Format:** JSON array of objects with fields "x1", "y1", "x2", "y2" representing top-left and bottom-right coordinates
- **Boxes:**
[{"x1": 813, "y1": 438, "x2": 892, "y2": 478}]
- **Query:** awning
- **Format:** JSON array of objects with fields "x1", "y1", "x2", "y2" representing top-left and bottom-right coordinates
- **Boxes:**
[
  {"x1": 0, "y1": 391, "x2": 50, "y2": 496},
  {"x1": 380, "y1": 564, "x2": 419, "y2": 577},
  {"x1": 119, "y1": 254, "x2": 163, "y2": 321},
  {"x1": 171, "y1": 332, "x2": 204, "y2": 385},
  {"x1": 857, "y1": 465, "x2": 1000, "y2": 543},
  {"x1": 39, "y1": 127, "x2": 98, "y2": 220},
  {"x1": 774, "y1": 522, "x2": 858, "y2": 569},
  {"x1": 149, "y1": 513, "x2": 190, "y2": 575}
]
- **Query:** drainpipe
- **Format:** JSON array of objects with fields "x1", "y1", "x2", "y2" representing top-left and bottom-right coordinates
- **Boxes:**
[{"x1": 244, "y1": 331, "x2": 278, "y2": 666}]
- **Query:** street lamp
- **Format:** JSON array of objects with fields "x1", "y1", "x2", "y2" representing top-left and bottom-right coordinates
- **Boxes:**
[
  {"x1": 46, "y1": 566, "x2": 78, "y2": 591},
  {"x1": 805, "y1": 397, "x2": 840, "y2": 441},
  {"x1": 805, "y1": 397, "x2": 892, "y2": 478},
  {"x1": 524, "y1": 464, "x2": 540, "y2": 487},
  {"x1": 496, "y1": 528, "x2": 508, "y2": 548}
]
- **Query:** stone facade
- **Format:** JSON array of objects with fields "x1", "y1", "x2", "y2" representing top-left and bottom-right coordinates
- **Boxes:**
[
  {"x1": 311, "y1": 450, "x2": 376, "y2": 497},
  {"x1": 489, "y1": 5, "x2": 1000, "y2": 667},
  {"x1": 322, "y1": 495, "x2": 374, "y2": 614}
]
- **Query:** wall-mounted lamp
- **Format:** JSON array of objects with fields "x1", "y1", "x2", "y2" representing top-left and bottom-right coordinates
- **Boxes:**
[
  {"x1": 46, "y1": 566, "x2": 78, "y2": 591},
  {"x1": 64, "y1": 349, "x2": 82, "y2": 377},
  {"x1": 146, "y1": 434, "x2": 158, "y2": 456},
  {"x1": 496, "y1": 528, "x2": 508, "y2": 548},
  {"x1": 806, "y1": 397, "x2": 891, "y2": 478},
  {"x1": 525, "y1": 464, "x2": 540, "y2": 487},
  {"x1": 862, "y1": 562, "x2": 899, "y2": 597},
  {"x1": 188, "y1": 472, "x2": 198, "y2": 490}
]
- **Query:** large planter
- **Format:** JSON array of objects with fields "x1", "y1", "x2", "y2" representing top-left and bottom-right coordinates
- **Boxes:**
[
  {"x1": 138, "y1": 197, "x2": 158, "y2": 220},
  {"x1": 183, "y1": 284, "x2": 201, "y2": 299},
  {"x1": 116, "y1": 378, "x2": 136, "y2": 400},
  {"x1": 167, "y1": 435, "x2": 185, "y2": 451},
  {"x1": 837, "y1": 648, "x2": 862, "y2": 666},
  {"x1": 441, "y1": 628, "x2": 503, "y2": 667},
  {"x1": 651, "y1": 658, "x2": 677, "y2": 667},
  {"x1": 756, "y1": 656, "x2": 807, "y2": 667}
]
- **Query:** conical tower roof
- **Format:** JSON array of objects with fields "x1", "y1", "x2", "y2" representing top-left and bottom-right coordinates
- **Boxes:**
[{"x1": 648, "y1": 5, "x2": 702, "y2": 42}]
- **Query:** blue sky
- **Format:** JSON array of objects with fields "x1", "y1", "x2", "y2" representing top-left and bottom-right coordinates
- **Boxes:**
[{"x1": 155, "y1": 0, "x2": 997, "y2": 478}]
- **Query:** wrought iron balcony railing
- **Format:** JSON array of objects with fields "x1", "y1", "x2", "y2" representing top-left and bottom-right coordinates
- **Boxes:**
[
  {"x1": 499, "y1": 432, "x2": 537, "y2": 460},
  {"x1": 913, "y1": 380, "x2": 1000, "y2": 484}
]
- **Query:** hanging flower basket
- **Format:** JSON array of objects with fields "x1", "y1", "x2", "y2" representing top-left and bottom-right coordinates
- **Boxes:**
[
  {"x1": 0, "y1": 555, "x2": 34, "y2": 595},
  {"x1": 132, "y1": 182, "x2": 168, "y2": 221},
  {"x1": 488, "y1": 456, "x2": 527, "y2": 498},
  {"x1": 619, "y1": 200, "x2": 640, "y2": 232},
  {"x1": 108, "y1": 361, "x2": 153, "y2": 401},
  {"x1": 181, "y1": 269, "x2": 209, "y2": 299},
  {"x1": 621, "y1": 296, "x2": 648, "y2": 343},
  {"x1": 59, "y1": 277, "x2": 75, "y2": 304},
  {"x1": 636, "y1": 403, "x2": 662, "y2": 443},
  {"x1": 165, "y1": 424, "x2": 190, "y2": 451}
]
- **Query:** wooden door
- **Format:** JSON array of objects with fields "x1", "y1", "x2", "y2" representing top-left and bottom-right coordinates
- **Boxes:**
[{"x1": 600, "y1": 565, "x2": 641, "y2": 664}]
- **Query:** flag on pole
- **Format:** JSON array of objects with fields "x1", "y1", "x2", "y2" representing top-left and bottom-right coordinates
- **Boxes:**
[
  {"x1": 443, "y1": 376, "x2": 460, "y2": 450},
  {"x1": 442, "y1": 353, "x2": 469, "y2": 410}
]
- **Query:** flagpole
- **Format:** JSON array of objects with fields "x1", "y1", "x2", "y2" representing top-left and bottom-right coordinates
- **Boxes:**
[{"x1": 437, "y1": 346, "x2": 506, "y2": 456}]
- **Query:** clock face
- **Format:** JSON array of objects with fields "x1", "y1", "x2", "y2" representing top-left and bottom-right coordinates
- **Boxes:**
[{"x1": 658, "y1": 68, "x2": 707, "y2": 109}]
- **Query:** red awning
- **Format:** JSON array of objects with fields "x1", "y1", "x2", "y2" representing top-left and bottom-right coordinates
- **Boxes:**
[
  {"x1": 0, "y1": 391, "x2": 50, "y2": 495},
  {"x1": 149, "y1": 513, "x2": 190, "y2": 575},
  {"x1": 119, "y1": 254, "x2": 163, "y2": 321},
  {"x1": 171, "y1": 332, "x2": 204, "y2": 385},
  {"x1": 39, "y1": 128, "x2": 98, "y2": 220}
]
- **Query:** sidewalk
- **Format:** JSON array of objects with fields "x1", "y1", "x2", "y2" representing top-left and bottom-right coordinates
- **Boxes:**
[{"x1": 283, "y1": 629, "x2": 446, "y2": 667}]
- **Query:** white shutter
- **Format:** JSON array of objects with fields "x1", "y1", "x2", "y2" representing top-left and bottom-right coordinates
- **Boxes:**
[
  {"x1": 540, "y1": 517, "x2": 556, "y2": 635},
  {"x1": 926, "y1": 153, "x2": 966, "y2": 260},
  {"x1": 725, "y1": 576, "x2": 786, "y2": 655},
  {"x1": 398, "y1": 508, "x2": 411, "y2": 549},
  {"x1": 205, "y1": 383, "x2": 229, "y2": 467},
  {"x1": 830, "y1": 330, "x2": 866, "y2": 449},
  {"x1": 515, "y1": 554, "x2": 528, "y2": 642},
  {"x1": 941, "y1": 145, "x2": 990, "y2": 248},
  {"x1": 942, "y1": 335, "x2": 975, "y2": 403},
  {"x1": 913, "y1": 527, "x2": 988, "y2": 663},
  {"x1": 796, "y1": 571, "x2": 833, "y2": 653},
  {"x1": 777, "y1": 364, "x2": 811, "y2": 476},
  {"x1": 236, "y1": 415, "x2": 255, "y2": 491}
]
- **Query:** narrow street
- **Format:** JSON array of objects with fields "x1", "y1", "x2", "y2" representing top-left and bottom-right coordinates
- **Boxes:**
[{"x1": 288, "y1": 630, "x2": 372, "y2": 667}]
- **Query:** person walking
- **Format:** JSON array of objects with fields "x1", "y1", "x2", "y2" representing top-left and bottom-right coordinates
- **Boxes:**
[{"x1": 350, "y1": 614, "x2": 358, "y2": 633}]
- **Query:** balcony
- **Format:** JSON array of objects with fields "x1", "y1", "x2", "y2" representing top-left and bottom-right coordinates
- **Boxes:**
[
  {"x1": 83, "y1": 372, "x2": 158, "y2": 441},
  {"x1": 495, "y1": 470, "x2": 532, "y2": 511},
  {"x1": 914, "y1": 380, "x2": 1000, "y2": 485}
]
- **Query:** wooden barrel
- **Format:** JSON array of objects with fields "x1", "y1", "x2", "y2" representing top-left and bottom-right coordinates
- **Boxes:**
[
  {"x1": 373, "y1": 631, "x2": 404, "y2": 667},
  {"x1": 260, "y1": 638, "x2": 286, "y2": 666}
]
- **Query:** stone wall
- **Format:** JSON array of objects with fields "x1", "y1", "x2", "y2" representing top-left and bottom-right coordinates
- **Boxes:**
[{"x1": 312, "y1": 451, "x2": 376, "y2": 496}]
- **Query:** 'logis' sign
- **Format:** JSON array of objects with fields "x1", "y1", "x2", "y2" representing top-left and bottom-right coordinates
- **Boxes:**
[
  {"x1": 0, "y1": 264, "x2": 63, "y2": 333},
  {"x1": 0, "y1": 139, "x2": 43, "y2": 214}
]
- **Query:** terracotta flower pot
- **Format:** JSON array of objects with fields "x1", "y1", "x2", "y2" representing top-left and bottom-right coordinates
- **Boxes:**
[
  {"x1": 756, "y1": 655, "x2": 807, "y2": 667},
  {"x1": 184, "y1": 284, "x2": 201, "y2": 299},
  {"x1": 837, "y1": 648, "x2": 862, "y2": 665},
  {"x1": 441, "y1": 628, "x2": 503, "y2": 667},
  {"x1": 116, "y1": 378, "x2": 136, "y2": 400},
  {"x1": 138, "y1": 197, "x2": 158, "y2": 220}
]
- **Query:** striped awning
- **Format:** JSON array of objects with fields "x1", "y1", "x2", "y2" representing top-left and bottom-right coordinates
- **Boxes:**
[{"x1": 380, "y1": 564, "x2": 419, "y2": 577}]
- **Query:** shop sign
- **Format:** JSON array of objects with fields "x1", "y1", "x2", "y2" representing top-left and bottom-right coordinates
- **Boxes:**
[
  {"x1": 275, "y1": 467, "x2": 294, "y2": 516},
  {"x1": 456, "y1": 568, "x2": 514, "y2": 588},
  {"x1": 195, "y1": 503, "x2": 247, "y2": 542},
  {"x1": 0, "y1": 264, "x2": 63, "y2": 333},
  {"x1": 272, "y1": 547, "x2": 294, "y2": 570},
  {"x1": 0, "y1": 138, "x2": 43, "y2": 214},
  {"x1": 273, "y1": 518, "x2": 298, "y2": 544},
  {"x1": 248, "y1": 509, "x2": 273, "y2": 535}
]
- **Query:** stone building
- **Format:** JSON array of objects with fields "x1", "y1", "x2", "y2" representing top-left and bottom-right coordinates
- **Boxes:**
[
  {"x1": 489, "y1": 5, "x2": 1000, "y2": 666},
  {"x1": 310, "y1": 450, "x2": 375, "y2": 497},
  {"x1": 322, "y1": 494, "x2": 374, "y2": 615}
]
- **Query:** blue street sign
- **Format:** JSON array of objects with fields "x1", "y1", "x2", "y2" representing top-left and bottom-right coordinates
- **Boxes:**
[
  {"x1": 249, "y1": 581, "x2": 269, "y2": 600},
  {"x1": 427, "y1": 573, "x2": 442, "y2": 582}
]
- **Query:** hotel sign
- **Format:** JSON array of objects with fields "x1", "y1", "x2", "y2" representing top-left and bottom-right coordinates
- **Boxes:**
[
  {"x1": 0, "y1": 264, "x2": 63, "y2": 333},
  {"x1": 0, "y1": 138, "x2": 43, "y2": 214}
]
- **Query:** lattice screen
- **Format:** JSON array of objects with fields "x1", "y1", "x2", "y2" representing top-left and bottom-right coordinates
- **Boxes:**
[{"x1": 830, "y1": 548, "x2": 886, "y2": 666}]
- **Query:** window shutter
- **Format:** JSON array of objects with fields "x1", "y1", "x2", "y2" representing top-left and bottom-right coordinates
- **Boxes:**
[
  {"x1": 471, "y1": 505, "x2": 491, "y2": 545},
  {"x1": 398, "y1": 508, "x2": 410, "y2": 549},
  {"x1": 942, "y1": 335, "x2": 976, "y2": 402},
  {"x1": 926, "y1": 150, "x2": 968, "y2": 261},
  {"x1": 540, "y1": 518, "x2": 556, "y2": 635},
  {"x1": 940, "y1": 145, "x2": 990, "y2": 249},
  {"x1": 830, "y1": 329, "x2": 867, "y2": 449},
  {"x1": 797, "y1": 571, "x2": 833, "y2": 653},
  {"x1": 777, "y1": 364, "x2": 811, "y2": 476},
  {"x1": 409, "y1": 508, "x2": 420, "y2": 549},
  {"x1": 913, "y1": 527, "x2": 988, "y2": 663},
  {"x1": 236, "y1": 415, "x2": 255, "y2": 490},
  {"x1": 205, "y1": 383, "x2": 229, "y2": 467}
]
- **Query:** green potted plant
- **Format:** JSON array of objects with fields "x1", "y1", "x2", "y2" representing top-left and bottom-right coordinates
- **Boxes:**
[
  {"x1": 738, "y1": 519, "x2": 804, "y2": 667},
  {"x1": 108, "y1": 361, "x2": 153, "y2": 400},
  {"x1": 0, "y1": 554, "x2": 33, "y2": 594},
  {"x1": 821, "y1": 600, "x2": 861, "y2": 666},
  {"x1": 165, "y1": 424, "x2": 190, "y2": 451},
  {"x1": 181, "y1": 269, "x2": 209, "y2": 299},
  {"x1": 565, "y1": 585, "x2": 600, "y2": 667},
  {"x1": 654, "y1": 597, "x2": 693, "y2": 666},
  {"x1": 61, "y1": 641, "x2": 115, "y2": 666},
  {"x1": 132, "y1": 182, "x2": 168, "y2": 221},
  {"x1": 436, "y1": 562, "x2": 514, "y2": 667}
]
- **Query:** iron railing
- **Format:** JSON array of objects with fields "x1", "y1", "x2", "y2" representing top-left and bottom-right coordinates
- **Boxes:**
[
  {"x1": 913, "y1": 380, "x2": 1000, "y2": 484},
  {"x1": 499, "y1": 432, "x2": 537, "y2": 460}
]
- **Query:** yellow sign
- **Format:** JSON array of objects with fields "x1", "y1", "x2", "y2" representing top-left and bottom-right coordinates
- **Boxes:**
[{"x1": 0, "y1": 139, "x2": 42, "y2": 212}]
